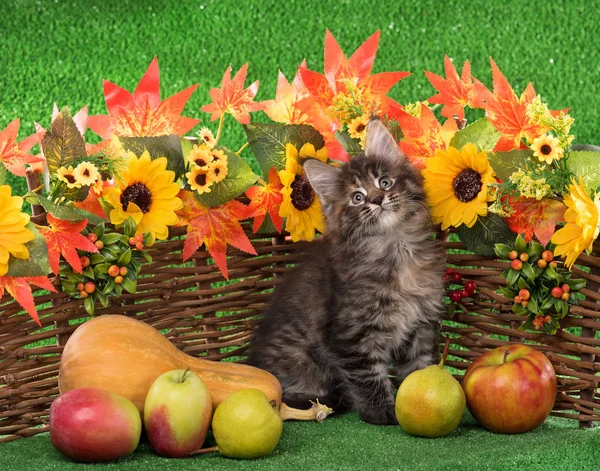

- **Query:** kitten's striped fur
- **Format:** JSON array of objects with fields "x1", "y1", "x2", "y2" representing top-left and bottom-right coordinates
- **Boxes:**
[{"x1": 247, "y1": 120, "x2": 444, "y2": 425}]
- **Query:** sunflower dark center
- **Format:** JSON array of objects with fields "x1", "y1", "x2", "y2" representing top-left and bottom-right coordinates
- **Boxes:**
[
  {"x1": 356, "y1": 124, "x2": 366, "y2": 133},
  {"x1": 540, "y1": 144, "x2": 552, "y2": 155},
  {"x1": 214, "y1": 167, "x2": 220, "y2": 176},
  {"x1": 64, "y1": 174, "x2": 76, "y2": 184},
  {"x1": 290, "y1": 174, "x2": 315, "y2": 211},
  {"x1": 83, "y1": 169, "x2": 90, "y2": 177},
  {"x1": 194, "y1": 158, "x2": 208, "y2": 167},
  {"x1": 120, "y1": 182, "x2": 153, "y2": 213},
  {"x1": 195, "y1": 173, "x2": 207, "y2": 186},
  {"x1": 452, "y1": 168, "x2": 482, "y2": 203}
]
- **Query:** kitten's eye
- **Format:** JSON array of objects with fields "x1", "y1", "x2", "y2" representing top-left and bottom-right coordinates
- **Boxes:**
[
  {"x1": 379, "y1": 177, "x2": 394, "y2": 190},
  {"x1": 351, "y1": 192, "x2": 364, "y2": 205}
]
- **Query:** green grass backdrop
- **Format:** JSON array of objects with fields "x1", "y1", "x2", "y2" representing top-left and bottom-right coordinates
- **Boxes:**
[{"x1": 1, "y1": 0, "x2": 600, "y2": 469}]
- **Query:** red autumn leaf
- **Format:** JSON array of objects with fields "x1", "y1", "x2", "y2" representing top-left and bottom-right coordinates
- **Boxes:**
[
  {"x1": 38, "y1": 215, "x2": 99, "y2": 275},
  {"x1": 88, "y1": 57, "x2": 200, "y2": 139},
  {"x1": 0, "y1": 118, "x2": 45, "y2": 176},
  {"x1": 390, "y1": 104, "x2": 458, "y2": 169},
  {"x1": 201, "y1": 63, "x2": 265, "y2": 125},
  {"x1": 506, "y1": 197, "x2": 566, "y2": 246},
  {"x1": 297, "y1": 30, "x2": 411, "y2": 161},
  {"x1": 482, "y1": 59, "x2": 555, "y2": 152},
  {"x1": 74, "y1": 190, "x2": 108, "y2": 220},
  {"x1": 263, "y1": 60, "x2": 310, "y2": 124},
  {"x1": 425, "y1": 55, "x2": 490, "y2": 121},
  {"x1": 0, "y1": 276, "x2": 57, "y2": 326},
  {"x1": 176, "y1": 191, "x2": 257, "y2": 280},
  {"x1": 246, "y1": 167, "x2": 284, "y2": 233}
]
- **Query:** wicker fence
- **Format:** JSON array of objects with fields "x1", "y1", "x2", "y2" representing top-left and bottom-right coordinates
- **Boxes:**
[{"x1": 1, "y1": 225, "x2": 599, "y2": 442}]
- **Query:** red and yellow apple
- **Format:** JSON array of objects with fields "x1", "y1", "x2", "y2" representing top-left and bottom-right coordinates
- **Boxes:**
[
  {"x1": 462, "y1": 345, "x2": 557, "y2": 434},
  {"x1": 50, "y1": 387, "x2": 141, "y2": 462},
  {"x1": 144, "y1": 369, "x2": 212, "y2": 457}
]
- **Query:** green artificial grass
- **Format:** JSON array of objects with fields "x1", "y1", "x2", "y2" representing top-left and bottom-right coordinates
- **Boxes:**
[
  {"x1": 1, "y1": 412, "x2": 598, "y2": 471},
  {"x1": 2, "y1": 0, "x2": 600, "y2": 196}
]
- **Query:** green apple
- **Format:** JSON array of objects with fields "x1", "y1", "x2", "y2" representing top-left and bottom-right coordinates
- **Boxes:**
[
  {"x1": 212, "y1": 388, "x2": 283, "y2": 459},
  {"x1": 144, "y1": 369, "x2": 212, "y2": 457}
]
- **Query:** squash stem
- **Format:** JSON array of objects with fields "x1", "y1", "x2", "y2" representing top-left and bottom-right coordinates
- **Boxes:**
[{"x1": 279, "y1": 400, "x2": 333, "y2": 422}]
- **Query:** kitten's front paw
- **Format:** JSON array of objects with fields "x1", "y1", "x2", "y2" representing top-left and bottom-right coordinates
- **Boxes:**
[{"x1": 359, "y1": 405, "x2": 398, "y2": 426}]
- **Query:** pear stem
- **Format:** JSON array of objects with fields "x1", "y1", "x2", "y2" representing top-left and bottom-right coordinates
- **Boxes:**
[
  {"x1": 503, "y1": 349, "x2": 510, "y2": 364},
  {"x1": 440, "y1": 337, "x2": 451, "y2": 369},
  {"x1": 180, "y1": 368, "x2": 190, "y2": 383},
  {"x1": 189, "y1": 446, "x2": 219, "y2": 456},
  {"x1": 279, "y1": 400, "x2": 333, "y2": 422}
]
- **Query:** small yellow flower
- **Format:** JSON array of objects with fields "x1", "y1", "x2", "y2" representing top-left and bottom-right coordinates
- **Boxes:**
[
  {"x1": 209, "y1": 160, "x2": 228, "y2": 183},
  {"x1": 531, "y1": 134, "x2": 563, "y2": 165},
  {"x1": 210, "y1": 148, "x2": 227, "y2": 165},
  {"x1": 57, "y1": 166, "x2": 81, "y2": 189},
  {"x1": 422, "y1": 143, "x2": 496, "y2": 230},
  {"x1": 552, "y1": 176, "x2": 600, "y2": 269},
  {"x1": 74, "y1": 161, "x2": 100, "y2": 186},
  {"x1": 197, "y1": 127, "x2": 215, "y2": 148},
  {"x1": 186, "y1": 167, "x2": 214, "y2": 194},
  {"x1": 187, "y1": 145, "x2": 212, "y2": 169},
  {"x1": 0, "y1": 185, "x2": 35, "y2": 276},
  {"x1": 347, "y1": 115, "x2": 368, "y2": 149}
]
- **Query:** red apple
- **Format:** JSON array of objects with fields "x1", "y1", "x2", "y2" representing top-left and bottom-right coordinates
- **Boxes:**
[
  {"x1": 50, "y1": 388, "x2": 141, "y2": 462},
  {"x1": 144, "y1": 369, "x2": 212, "y2": 457},
  {"x1": 462, "y1": 345, "x2": 556, "y2": 434}
]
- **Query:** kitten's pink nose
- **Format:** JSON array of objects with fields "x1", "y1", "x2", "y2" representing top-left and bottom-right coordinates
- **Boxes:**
[{"x1": 372, "y1": 195, "x2": 384, "y2": 206}]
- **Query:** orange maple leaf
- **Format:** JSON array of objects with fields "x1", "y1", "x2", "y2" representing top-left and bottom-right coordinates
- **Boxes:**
[
  {"x1": 38, "y1": 215, "x2": 99, "y2": 275},
  {"x1": 263, "y1": 60, "x2": 310, "y2": 124},
  {"x1": 297, "y1": 30, "x2": 411, "y2": 161},
  {"x1": 88, "y1": 57, "x2": 200, "y2": 139},
  {"x1": 246, "y1": 167, "x2": 284, "y2": 233},
  {"x1": 200, "y1": 63, "x2": 265, "y2": 125},
  {"x1": 0, "y1": 119, "x2": 45, "y2": 176},
  {"x1": 0, "y1": 276, "x2": 57, "y2": 325},
  {"x1": 482, "y1": 59, "x2": 554, "y2": 152},
  {"x1": 176, "y1": 191, "x2": 257, "y2": 279},
  {"x1": 74, "y1": 191, "x2": 108, "y2": 220},
  {"x1": 390, "y1": 104, "x2": 458, "y2": 169},
  {"x1": 425, "y1": 55, "x2": 490, "y2": 121},
  {"x1": 506, "y1": 197, "x2": 566, "y2": 246}
]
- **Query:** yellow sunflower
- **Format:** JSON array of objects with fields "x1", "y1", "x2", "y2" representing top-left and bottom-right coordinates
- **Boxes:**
[
  {"x1": 104, "y1": 151, "x2": 182, "y2": 240},
  {"x1": 187, "y1": 145, "x2": 212, "y2": 169},
  {"x1": 0, "y1": 185, "x2": 35, "y2": 276},
  {"x1": 210, "y1": 148, "x2": 227, "y2": 164},
  {"x1": 186, "y1": 167, "x2": 214, "y2": 194},
  {"x1": 197, "y1": 127, "x2": 216, "y2": 148},
  {"x1": 551, "y1": 176, "x2": 600, "y2": 269},
  {"x1": 422, "y1": 143, "x2": 496, "y2": 230},
  {"x1": 74, "y1": 161, "x2": 100, "y2": 186},
  {"x1": 347, "y1": 115, "x2": 368, "y2": 149},
  {"x1": 531, "y1": 134, "x2": 563, "y2": 165},
  {"x1": 279, "y1": 143, "x2": 328, "y2": 242},
  {"x1": 57, "y1": 166, "x2": 81, "y2": 189},
  {"x1": 209, "y1": 160, "x2": 228, "y2": 183}
]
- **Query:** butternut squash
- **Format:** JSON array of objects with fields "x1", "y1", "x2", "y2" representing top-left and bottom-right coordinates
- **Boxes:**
[{"x1": 58, "y1": 315, "x2": 331, "y2": 421}]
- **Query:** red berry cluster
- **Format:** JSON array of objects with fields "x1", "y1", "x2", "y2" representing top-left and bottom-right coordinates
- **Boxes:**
[
  {"x1": 108, "y1": 265, "x2": 128, "y2": 285},
  {"x1": 533, "y1": 315, "x2": 552, "y2": 327},
  {"x1": 76, "y1": 281, "x2": 96, "y2": 298},
  {"x1": 129, "y1": 234, "x2": 145, "y2": 251},
  {"x1": 445, "y1": 268, "x2": 477, "y2": 303},
  {"x1": 514, "y1": 288, "x2": 531, "y2": 307},
  {"x1": 551, "y1": 284, "x2": 570, "y2": 301},
  {"x1": 510, "y1": 249, "x2": 557, "y2": 270}
]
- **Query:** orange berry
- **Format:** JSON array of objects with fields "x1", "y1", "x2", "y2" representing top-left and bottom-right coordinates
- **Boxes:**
[
  {"x1": 542, "y1": 250, "x2": 554, "y2": 262},
  {"x1": 551, "y1": 287, "x2": 563, "y2": 298},
  {"x1": 544, "y1": 315, "x2": 552, "y2": 323},
  {"x1": 511, "y1": 259, "x2": 523, "y2": 271},
  {"x1": 561, "y1": 292, "x2": 570, "y2": 301},
  {"x1": 84, "y1": 282, "x2": 96, "y2": 294},
  {"x1": 108, "y1": 265, "x2": 120, "y2": 277},
  {"x1": 550, "y1": 261, "x2": 558, "y2": 268},
  {"x1": 561, "y1": 284, "x2": 570, "y2": 293},
  {"x1": 509, "y1": 250, "x2": 518, "y2": 260},
  {"x1": 521, "y1": 300, "x2": 529, "y2": 308},
  {"x1": 537, "y1": 259, "x2": 547, "y2": 268},
  {"x1": 519, "y1": 289, "x2": 530, "y2": 301},
  {"x1": 80, "y1": 256, "x2": 90, "y2": 268},
  {"x1": 87, "y1": 233, "x2": 98, "y2": 243},
  {"x1": 136, "y1": 234, "x2": 145, "y2": 243},
  {"x1": 95, "y1": 240, "x2": 104, "y2": 250},
  {"x1": 119, "y1": 266, "x2": 128, "y2": 277},
  {"x1": 114, "y1": 275, "x2": 124, "y2": 284},
  {"x1": 79, "y1": 290, "x2": 88, "y2": 299},
  {"x1": 514, "y1": 295, "x2": 522, "y2": 304},
  {"x1": 135, "y1": 242, "x2": 144, "y2": 250},
  {"x1": 129, "y1": 237, "x2": 137, "y2": 246},
  {"x1": 76, "y1": 282, "x2": 84, "y2": 291},
  {"x1": 519, "y1": 252, "x2": 529, "y2": 262}
]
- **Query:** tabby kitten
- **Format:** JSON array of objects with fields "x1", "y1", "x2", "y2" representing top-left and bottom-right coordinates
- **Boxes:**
[{"x1": 246, "y1": 120, "x2": 444, "y2": 425}]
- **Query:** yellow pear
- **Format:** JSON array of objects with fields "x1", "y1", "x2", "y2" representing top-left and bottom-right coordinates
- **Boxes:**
[{"x1": 395, "y1": 342, "x2": 465, "y2": 438}]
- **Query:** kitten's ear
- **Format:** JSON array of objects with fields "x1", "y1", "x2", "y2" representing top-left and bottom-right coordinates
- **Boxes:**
[
  {"x1": 303, "y1": 159, "x2": 341, "y2": 207},
  {"x1": 364, "y1": 119, "x2": 405, "y2": 163}
]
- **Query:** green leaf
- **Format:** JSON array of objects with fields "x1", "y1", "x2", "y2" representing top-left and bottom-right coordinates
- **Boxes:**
[
  {"x1": 455, "y1": 213, "x2": 516, "y2": 255},
  {"x1": 335, "y1": 131, "x2": 363, "y2": 157},
  {"x1": 494, "y1": 243, "x2": 512, "y2": 259},
  {"x1": 522, "y1": 262, "x2": 535, "y2": 281},
  {"x1": 487, "y1": 149, "x2": 532, "y2": 182},
  {"x1": 82, "y1": 267, "x2": 94, "y2": 279},
  {"x1": 566, "y1": 278, "x2": 586, "y2": 291},
  {"x1": 0, "y1": 162, "x2": 7, "y2": 185},
  {"x1": 180, "y1": 137, "x2": 195, "y2": 162},
  {"x1": 101, "y1": 233, "x2": 123, "y2": 246},
  {"x1": 449, "y1": 118, "x2": 501, "y2": 152},
  {"x1": 93, "y1": 263, "x2": 111, "y2": 277},
  {"x1": 498, "y1": 287, "x2": 517, "y2": 298},
  {"x1": 517, "y1": 277, "x2": 531, "y2": 290},
  {"x1": 195, "y1": 148, "x2": 258, "y2": 207},
  {"x1": 123, "y1": 218, "x2": 137, "y2": 238},
  {"x1": 121, "y1": 277, "x2": 137, "y2": 294},
  {"x1": 93, "y1": 223, "x2": 105, "y2": 239},
  {"x1": 102, "y1": 279, "x2": 115, "y2": 295},
  {"x1": 244, "y1": 123, "x2": 325, "y2": 177},
  {"x1": 6, "y1": 224, "x2": 51, "y2": 277},
  {"x1": 36, "y1": 195, "x2": 105, "y2": 225},
  {"x1": 84, "y1": 296, "x2": 95, "y2": 315},
  {"x1": 117, "y1": 248, "x2": 132, "y2": 266},
  {"x1": 41, "y1": 107, "x2": 87, "y2": 174},
  {"x1": 97, "y1": 293, "x2": 109, "y2": 308},
  {"x1": 119, "y1": 134, "x2": 185, "y2": 178},
  {"x1": 506, "y1": 268, "x2": 519, "y2": 287},
  {"x1": 565, "y1": 150, "x2": 600, "y2": 190},
  {"x1": 540, "y1": 296, "x2": 555, "y2": 311},
  {"x1": 518, "y1": 317, "x2": 534, "y2": 331},
  {"x1": 544, "y1": 265, "x2": 559, "y2": 282},
  {"x1": 527, "y1": 295, "x2": 539, "y2": 314},
  {"x1": 515, "y1": 235, "x2": 526, "y2": 254}
]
